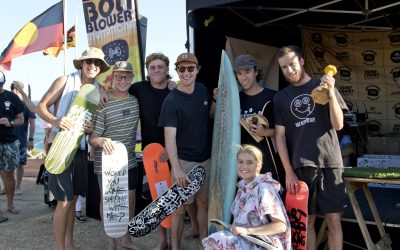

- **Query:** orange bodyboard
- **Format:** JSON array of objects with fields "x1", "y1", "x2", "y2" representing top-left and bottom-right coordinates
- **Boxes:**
[
  {"x1": 285, "y1": 180, "x2": 309, "y2": 250},
  {"x1": 142, "y1": 143, "x2": 172, "y2": 228}
]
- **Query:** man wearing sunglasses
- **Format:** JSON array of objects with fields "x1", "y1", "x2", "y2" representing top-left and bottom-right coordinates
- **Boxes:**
[
  {"x1": 158, "y1": 52, "x2": 214, "y2": 250},
  {"x1": 38, "y1": 47, "x2": 110, "y2": 250}
]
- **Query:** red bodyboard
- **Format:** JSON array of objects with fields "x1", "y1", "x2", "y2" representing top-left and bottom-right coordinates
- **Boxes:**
[
  {"x1": 285, "y1": 180, "x2": 309, "y2": 250},
  {"x1": 142, "y1": 143, "x2": 172, "y2": 228}
]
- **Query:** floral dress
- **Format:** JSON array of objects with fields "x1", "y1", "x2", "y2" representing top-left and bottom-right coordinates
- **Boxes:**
[{"x1": 203, "y1": 173, "x2": 291, "y2": 249}]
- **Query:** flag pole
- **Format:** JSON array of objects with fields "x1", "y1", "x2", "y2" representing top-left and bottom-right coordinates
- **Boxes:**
[
  {"x1": 63, "y1": 0, "x2": 68, "y2": 75},
  {"x1": 75, "y1": 11, "x2": 78, "y2": 59}
]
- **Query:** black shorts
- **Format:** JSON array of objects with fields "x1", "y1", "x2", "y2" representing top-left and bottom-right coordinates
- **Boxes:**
[
  {"x1": 97, "y1": 167, "x2": 138, "y2": 191},
  {"x1": 48, "y1": 149, "x2": 88, "y2": 201},
  {"x1": 295, "y1": 167, "x2": 347, "y2": 215}
]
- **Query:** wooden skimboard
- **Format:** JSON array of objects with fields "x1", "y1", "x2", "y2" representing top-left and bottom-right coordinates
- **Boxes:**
[
  {"x1": 142, "y1": 143, "x2": 172, "y2": 229},
  {"x1": 208, "y1": 50, "x2": 241, "y2": 234},
  {"x1": 210, "y1": 219, "x2": 278, "y2": 249},
  {"x1": 102, "y1": 141, "x2": 129, "y2": 238},
  {"x1": 285, "y1": 180, "x2": 309, "y2": 250},
  {"x1": 128, "y1": 166, "x2": 205, "y2": 237},
  {"x1": 45, "y1": 84, "x2": 99, "y2": 174}
]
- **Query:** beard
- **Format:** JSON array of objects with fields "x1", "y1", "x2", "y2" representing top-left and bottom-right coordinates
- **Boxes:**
[{"x1": 284, "y1": 67, "x2": 306, "y2": 85}]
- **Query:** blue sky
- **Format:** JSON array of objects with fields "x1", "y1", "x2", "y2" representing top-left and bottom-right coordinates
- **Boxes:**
[{"x1": 0, "y1": 0, "x2": 186, "y2": 100}]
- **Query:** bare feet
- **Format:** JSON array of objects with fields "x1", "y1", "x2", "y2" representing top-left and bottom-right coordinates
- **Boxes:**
[
  {"x1": 121, "y1": 240, "x2": 140, "y2": 250},
  {"x1": 8, "y1": 207, "x2": 20, "y2": 214},
  {"x1": 154, "y1": 240, "x2": 168, "y2": 250},
  {"x1": 15, "y1": 188, "x2": 22, "y2": 195},
  {"x1": 183, "y1": 229, "x2": 199, "y2": 239},
  {"x1": 107, "y1": 238, "x2": 117, "y2": 250}
]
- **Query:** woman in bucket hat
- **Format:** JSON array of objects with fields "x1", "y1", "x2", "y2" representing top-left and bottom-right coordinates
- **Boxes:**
[{"x1": 37, "y1": 47, "x2": 109, "y2": 250}]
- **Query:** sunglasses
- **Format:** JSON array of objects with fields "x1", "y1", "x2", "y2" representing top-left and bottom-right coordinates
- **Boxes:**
[
  {"x1": 84, "y1": 59, "x2": 102, "y2": 67},
  {"x1": 114, "y1": 75, "x2": 133, "y2": 81},
  {"x1": 176, "y1": 66, "x2": 196, "y2": 73}
]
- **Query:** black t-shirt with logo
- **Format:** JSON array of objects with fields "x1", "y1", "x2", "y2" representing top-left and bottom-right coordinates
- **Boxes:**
[
  {"x1": 240, "y1": 88, "x2": 280, "y2": 177},
  {"x1": 0, "y1": 90, "x2": 25, "y2": 143},
  {"x1": 273, "y1": 78, "x2": 347, "y2": 169}
]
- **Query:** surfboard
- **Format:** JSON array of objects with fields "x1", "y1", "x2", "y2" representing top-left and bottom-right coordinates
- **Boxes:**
[
  {"x1": 102, "y1": 141, "x2": 129, "y2": 238},
  {"x1": 45, "y1": 84, "x2": 99, "y2": 174},
  {"x1": 209, "y1": 219, "x2": 278, "y2": 249},
  {"x1": 208, "y1": 50, "x2": 241, "y2": 234},
  {"x1": 142, "y1": 143, "x2": 172, "y2": 229}
]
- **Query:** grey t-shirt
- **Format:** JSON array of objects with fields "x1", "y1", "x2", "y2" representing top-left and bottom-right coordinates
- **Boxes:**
[{"x1": 273, "y1": 78, "x2": 348, "y2": 169}]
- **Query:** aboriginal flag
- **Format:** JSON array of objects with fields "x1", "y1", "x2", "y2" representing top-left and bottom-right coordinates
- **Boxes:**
[
  {"x1": 0, "y1": 1, "x2": 63, "y2": 70},
  {"x1": 43, "y1": 25, "x2": 76, "y2": 57}
]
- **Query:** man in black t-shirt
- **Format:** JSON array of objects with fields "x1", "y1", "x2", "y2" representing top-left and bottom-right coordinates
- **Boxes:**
[
  {"x1": 129, "y1": 52, "x2": 174, "y2": 250},
  {"x1": 274, "y1": 46, "x2": 347, "y2": 250},
  {"x1": 158, "y1": 52, "x2": 214, "y2": 250},
  {"x1": 233, "y1": 54, "x2": 283, "y2": 183},
  {"x1": 0, "y1": 71, "x2": 25, "y2": 219}
]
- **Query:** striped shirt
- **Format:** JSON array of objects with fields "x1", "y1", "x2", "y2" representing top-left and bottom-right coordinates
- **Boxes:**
[{"x1": 92, "y1": 95, "x2": 139, "y2": 174}]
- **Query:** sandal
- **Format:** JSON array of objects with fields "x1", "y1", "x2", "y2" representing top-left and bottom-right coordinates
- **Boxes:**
[
  {"x1": 75, "y1": 214, "x2": 87, "y2": 223},
  {"x1": 0, "y1": 216, "x2": 8, "y2": 223}
]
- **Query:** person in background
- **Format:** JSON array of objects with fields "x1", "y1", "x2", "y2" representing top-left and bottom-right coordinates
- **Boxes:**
[
  {"x1": 89, "y1": 61, "x2": 140, "y2": 250},
  {"x1": 202, "y1": 144, "x2": 291, "y2": 249},
  {"x1": 274, "y1": 45, "x2": 347, "y2": 250},
  {"x1": 10, "y1": 81, "x2": 36, "y2": 195},
  {"x1": 337, "y1": 121, "x2": 354, "y2": 167},
  {"x1": 74, "y1": 195, "x2": 86, "y2": 223},
  {"x1": 0, "y1": 71, "x2": 25, "y2": 217},
  {"x1": 37, "y1": 47, "x2": 109, "y2": 250}
]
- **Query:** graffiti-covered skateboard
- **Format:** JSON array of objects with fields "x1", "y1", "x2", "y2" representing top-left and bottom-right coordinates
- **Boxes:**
[
  {"x1": 142, "y1": 143, "x2": 172, "y2": 229},
  {"x1": 45, "y1": 84, "x2": 99, "y2": 174},
  {"x1": 102, "y1": 141, "x2": 129, "y2": 238},
  {"x1": 286, "y1": 180, "x2": 309, "y2": 250},
  {"x1": 128, "y1": 165, "x2": 205, "y2": 237}
]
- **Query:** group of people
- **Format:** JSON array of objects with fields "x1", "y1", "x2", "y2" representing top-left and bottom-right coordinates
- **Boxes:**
[
  {"x1": 0, "y1": 44, "x2": 349, "y2": 250},
  {"x1": 0, "y1": 73, "x2": 36, "y2": 223}
]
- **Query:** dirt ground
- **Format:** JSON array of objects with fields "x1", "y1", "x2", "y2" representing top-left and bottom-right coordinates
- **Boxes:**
[{"x1": 0, "y1": 161, "x2": 201, "y2": 250}]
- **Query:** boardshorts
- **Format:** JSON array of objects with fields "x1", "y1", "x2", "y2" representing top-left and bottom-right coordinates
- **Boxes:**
[
  {"x1": 0, "y1": 140, "x2": 20, "y2": 172},
  {"x1": 97, "y1": 167, "x2": 138, "y2": 191},
  {"x1": 295, "y1": 167, "x2": 347, "y2": 215},
  {"x1": 172, "y1": 158, "x2": 210, "y2": 205},
  {"x1": 16, "y1": 145, "x2": 27, "y2": 167},
  {"x1": 48, "y1": 149, "x2": 88, "y2": 201}
]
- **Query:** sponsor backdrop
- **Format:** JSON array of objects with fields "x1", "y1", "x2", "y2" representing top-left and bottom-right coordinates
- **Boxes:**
[
  {"x1": 82, "y1": 0, "x2": 142, "y2": 90},
  {"x1": 302, "y1": 26, "x2": 400, "y2": 135}
]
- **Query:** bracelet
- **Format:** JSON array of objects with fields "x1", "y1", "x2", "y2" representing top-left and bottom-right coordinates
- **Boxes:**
[
  {"x1": 28, "y1": 137, "x2": 34, "y2": 141},
  {"x1": 212, "y1": 97, "x2": 217, "y2": 102}
]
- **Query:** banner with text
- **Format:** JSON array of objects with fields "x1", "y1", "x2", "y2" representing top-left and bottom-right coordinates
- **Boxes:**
[
  {"x1": 82, "y1": 0, "x2": 142, "y2": 89},
  {"x1": 302, "y1": 26, "x2": 400, "y2": 135}
]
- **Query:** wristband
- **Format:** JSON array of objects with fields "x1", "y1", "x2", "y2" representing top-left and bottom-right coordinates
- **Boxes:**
[
  {"x1": 28, "y1": 137, "x2": 34, "y2": 141},
  {"x1": 212, "y1": 97, "x2": 217, "y2": 102}
]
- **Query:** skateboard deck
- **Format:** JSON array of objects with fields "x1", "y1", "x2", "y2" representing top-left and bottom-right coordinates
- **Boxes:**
[
  {"x1": 208, "y1": 50, "x2": 241, "y2": 234},
  {"x1": 142, "y1": 143, "x2": 172, "y2": 229},
  {"x1": 210, "y1": 219, "x2": 278, "y2": 249},
  {"x1": 128, "y1": 165, "x2": 205, "y2": 237},
  {"x1": 45, "y1": 84, "x2": 99, "y2": 174},
  {"x1": 102, "y1": 141, "x2": 129, "y2": 238},
  {"x1": 285, "y1": 180, "x2": 309, "y2": 250}
]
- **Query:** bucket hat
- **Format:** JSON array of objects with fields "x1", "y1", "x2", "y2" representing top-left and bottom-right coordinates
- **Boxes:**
[
  {"x1": 113, "y1": 61, "x2": 134, "y2": 73},
  {"x1": 73, "y1": 47, "x2": 110, "y2": 73}
]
